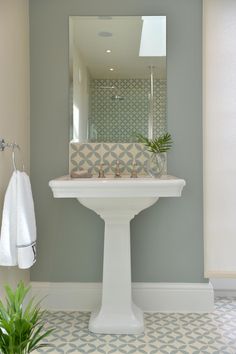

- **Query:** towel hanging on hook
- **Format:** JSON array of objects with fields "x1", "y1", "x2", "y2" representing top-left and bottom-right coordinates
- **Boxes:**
[
  {"x1": 0, "y1": 138, "x2": 36, "y2": 269},
  {"x1": 0, "y1": 167, "x2": 37, "y2": 268}
]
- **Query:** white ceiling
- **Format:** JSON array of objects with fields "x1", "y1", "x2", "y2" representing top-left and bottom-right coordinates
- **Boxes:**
[{"x1": 71, "y1": 16, "x2": 166, "y2": 80}]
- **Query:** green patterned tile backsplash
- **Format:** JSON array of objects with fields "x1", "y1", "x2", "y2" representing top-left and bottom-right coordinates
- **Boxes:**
[
  {"x1": 88, "y1": 79, "x2": 167, "y2": 142},
  {"x1": 70, "y1": 143, "x2": 167, "y2": 176}
]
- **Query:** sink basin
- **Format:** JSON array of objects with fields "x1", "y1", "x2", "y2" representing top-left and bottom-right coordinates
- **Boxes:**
[
  {"x1": 49, "y1": 175, "x2": 185, "y2": 198},
  {"x1": 49, "y1": 175, "x2": 185, "y2": 334}
]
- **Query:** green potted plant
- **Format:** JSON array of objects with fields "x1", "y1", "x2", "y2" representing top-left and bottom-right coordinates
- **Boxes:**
[
  {"x1": 0, "y1": 281, "x2": 54, "y2": 354},
  {"x1": 137, "y1": 133, "x2": 173, "y2": 177}
]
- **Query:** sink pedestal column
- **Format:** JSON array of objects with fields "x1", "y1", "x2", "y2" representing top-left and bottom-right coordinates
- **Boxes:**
[
  {"x1": 90, "y1": 213, "x2": 143, "y2": 334},
  {"x1": 79, "y1": 197, "x2": 158, "y2": 334}
]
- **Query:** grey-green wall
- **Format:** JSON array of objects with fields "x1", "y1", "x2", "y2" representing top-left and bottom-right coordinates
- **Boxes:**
[{"x1": 30, "y1": 0, "x2": 204, "y2": 283}]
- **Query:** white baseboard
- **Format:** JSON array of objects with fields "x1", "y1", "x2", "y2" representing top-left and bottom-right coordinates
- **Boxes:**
[
  {"x1": 30, "y1": 282, "x2": 214, "y2": 313},
  {"x1": 211, "y1": 278, "x2": 236, "y2": 297}
]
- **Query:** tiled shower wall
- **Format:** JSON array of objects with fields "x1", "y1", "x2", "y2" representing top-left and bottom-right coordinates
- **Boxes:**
[{"x1": 88, "y1": 79, "x2": 167, "y2": 142}]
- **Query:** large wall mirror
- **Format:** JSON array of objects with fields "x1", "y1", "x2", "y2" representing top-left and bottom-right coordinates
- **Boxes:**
[{"x1": 69, "y1": 16, "x2": 166, "y2": 143}]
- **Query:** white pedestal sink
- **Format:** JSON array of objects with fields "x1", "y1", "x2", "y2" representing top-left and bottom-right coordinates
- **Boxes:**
[{"x1": 49, "y1": 175, "x2": 185, "y2": 334}]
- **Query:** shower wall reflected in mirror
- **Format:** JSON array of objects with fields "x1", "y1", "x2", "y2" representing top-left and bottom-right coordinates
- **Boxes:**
[{"x1": 69, "y1": 16, "x2": 167, "y2": 143}]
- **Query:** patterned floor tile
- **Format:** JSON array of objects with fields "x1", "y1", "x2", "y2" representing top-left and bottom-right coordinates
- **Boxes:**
[{"x1": 33, "y1": 297, "x2": 236, "y2": 354}]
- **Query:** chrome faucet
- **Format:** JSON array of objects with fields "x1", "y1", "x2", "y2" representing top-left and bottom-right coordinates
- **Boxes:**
[{"x1": 114, "y1": 160, "x2": 121, "y2": 178}]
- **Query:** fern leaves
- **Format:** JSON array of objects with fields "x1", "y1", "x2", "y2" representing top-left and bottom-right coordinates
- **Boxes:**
[{"x1": 137, "y1": 133, "x2": 173, "y2": 153}]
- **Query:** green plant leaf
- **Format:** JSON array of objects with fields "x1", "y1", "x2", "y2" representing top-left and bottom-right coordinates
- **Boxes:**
[
  {"x1": 0, "y1": 282, "x2": 54, "y2": 354},
  {"x1": 28, "y1": 327, "x2": 54, "y2": 352},
  {"x1": 136, "y1": 133, "x2": 173, "y2": 153}
]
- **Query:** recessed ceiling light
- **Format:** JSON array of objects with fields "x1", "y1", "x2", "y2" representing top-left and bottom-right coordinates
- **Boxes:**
[
  {"x1": 106, "y1": 49, "x2": 112, "y2": 53},
  {"x1": 109, "y1": 68, "x2": 114, "y2": 71},
  {"x1": 98, "y1": 31, "x2": 112, "y2": 37}
]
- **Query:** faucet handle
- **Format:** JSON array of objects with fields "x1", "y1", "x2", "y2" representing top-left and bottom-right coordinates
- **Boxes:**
[
  {"x1": 130, "y1": 160, "x2": 138, "y2": 178},
  {"x1": 98, "y1": 163, "x2": 105, "y2": 178}
]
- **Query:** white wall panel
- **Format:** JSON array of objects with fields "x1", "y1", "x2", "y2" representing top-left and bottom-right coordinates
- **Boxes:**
[{"x1": 204, "y1": 0, "x2": 236, "y2": 276}]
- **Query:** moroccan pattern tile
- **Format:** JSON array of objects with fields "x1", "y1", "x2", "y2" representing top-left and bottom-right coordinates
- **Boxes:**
[
  {"x1": 33, "y1": 297, "x2": 236, "y2": 354},
  {"x1": 88, "y1": 79, "x2": 167, "y2": 142},
  {"x1": 70, "y1": 143, "x2": 102, "y2": 175},
  {"x1": 69, "y1": 143, "x2": 161, "y2": 176}
]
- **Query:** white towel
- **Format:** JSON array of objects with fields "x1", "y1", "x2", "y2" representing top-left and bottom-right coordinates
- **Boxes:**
[{"x1": 0, "y1": 171, "x2": 37, "y2": 269}]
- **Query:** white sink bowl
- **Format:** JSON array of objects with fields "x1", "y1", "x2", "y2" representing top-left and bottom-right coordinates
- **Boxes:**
[
  {"x1": 49, "y1": 175, "x2": 185, "y2": 334},
  {"x1": 49, "y1": 175, "x2": 185, "y2": 198}
]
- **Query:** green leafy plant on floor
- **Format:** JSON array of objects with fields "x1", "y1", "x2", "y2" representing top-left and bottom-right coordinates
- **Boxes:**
[
  {"x1": 137, "y1": 132, "x2": 173, "y2": 154},
  {"x1": 0, "y1": 281, "x2": 54, "y2": 354}
]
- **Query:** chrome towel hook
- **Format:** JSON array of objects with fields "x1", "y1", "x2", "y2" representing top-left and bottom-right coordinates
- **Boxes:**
[
  {"x1": 12, "y1": 143, "x2": 24, "y2": 172},
  {"x1": 0, "y1": 138, "x2": 24, "y2": 171},
  {"x1": 0, "y1": 138, "x2": 7, "y2": 151}
]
